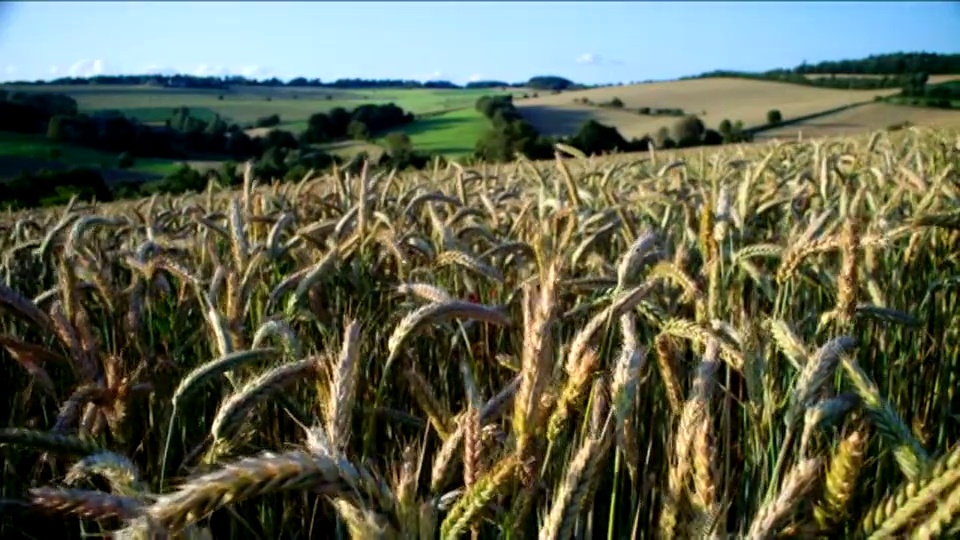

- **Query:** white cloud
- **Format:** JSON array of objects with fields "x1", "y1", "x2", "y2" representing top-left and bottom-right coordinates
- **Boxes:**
[
  {"x1": 141, "y1": 64, "x2": 178, "y2": 76},
  {"x1": 49, "y1": 65, "x2": 59, "y2": 75},
  {"x1": 193, "y1": 64, "x2": 228, "y2": 77},
  {"x1": 239, "y1": 65, "x2": 266, "y2": 78},
  {"x1": 0, "y1": 65, "x2": 16, "y2": 82},
  {"x1": 575, "y1": 53, "x2": 601, "y2": 66},
  {"x1": 424, "y1": 70, "x2": 445, "y2": 81},
  {"x1": 68, "y1": 59, "x2": 105, "y2": 77},
  {"x1": 467, "y1": 73, "x2": 483, "y2": 82}
]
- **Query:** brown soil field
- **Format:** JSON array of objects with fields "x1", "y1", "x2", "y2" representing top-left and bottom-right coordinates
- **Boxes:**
[
  {"x1": 755, "y1": 103, "x2": 960, "y2": 141},
  {"x1": 515, "y1": 77, "x2": 919, "y2": 139}
]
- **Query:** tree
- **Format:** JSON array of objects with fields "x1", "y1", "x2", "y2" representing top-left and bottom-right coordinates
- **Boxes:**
[
  {"x1": 718, "y1": 119, "x2": 732, "y2": 136},
  {"x1": 571, "y1": 120, "x2": 629, "y2": 155},
  {"x1": 219, "y1": 161, "x2": 240, "y2": 186},
  {"x1": 46, "y1": 115, "x2": 68, "y2": 141},
  {"x1": 526, "y1": 76, "x2": 574, "y2": 91},
  {"x1": 722, "y1": 120, "x2": 752, "y2": 144},
  {"x1": 385, "y1": 132, "x2": 413, "y2": 158},
  {"x1": 701, "y1": 129, "x2": 723, "y2": 146},
  {"x1": 608, "y1": 97, "x2": 624, "y2": 108},
  {"x1": 328, "y1": 107, "x2": 352, "y2": 137},
  {"x1": 157, "y1": 164, "x2": 206, "y2": 194},
  {"x1": 671, "y1": 115, "x2": 705, "y2": 148},
  {"x1": 347, "y1": 120, "x2": 370, "y2": 141},
  {"x1": 263, "y1": 129, "x2": 298, "y2": 151},
  {"x1": 766, "y1": 109, "x2": 783, "y2": 124},
  {"x1": 255, "y1": 114, "x2": 281, "y2": 128},
  {"x1": 204, "y1": 114, "x2": 228, "y2": 137},
  {"x1": 655, "y1": 126, "x2": 676, "y2": 149},
  {"x1": 117, "y1": 151, "x2": 135, "y2": 169}
]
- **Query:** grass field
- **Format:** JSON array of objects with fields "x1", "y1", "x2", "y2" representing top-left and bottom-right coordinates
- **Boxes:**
[
  {"x1": 1, "y1": 84, "x2": 526, "y2": 131},
  {"x1": 1, "y1": 126, "x2": 959, "y2": 539},
  {"x1": 0, "y1": 132, "x2": 184, "y2": 182},
  {"x1": 514, "y1": 77, "x2": 925, "y2": 139},
  {"x1": 755, "y1": 102, "x2": 960, "y2": 140}
]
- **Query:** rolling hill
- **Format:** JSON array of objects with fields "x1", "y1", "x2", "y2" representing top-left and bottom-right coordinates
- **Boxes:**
[{"x1": 513, "y1": 77, "x2": 927, "y2": 140}]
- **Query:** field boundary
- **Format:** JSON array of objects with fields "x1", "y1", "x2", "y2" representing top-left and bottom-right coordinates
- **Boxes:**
[{"x1": 746, "y1": 100, "x2": 873, "y2": 136}]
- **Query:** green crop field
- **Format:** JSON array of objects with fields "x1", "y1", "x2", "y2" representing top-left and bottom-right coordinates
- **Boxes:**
[{"x1": 377, "y1": 107, "x2": 493, "y2": 158}]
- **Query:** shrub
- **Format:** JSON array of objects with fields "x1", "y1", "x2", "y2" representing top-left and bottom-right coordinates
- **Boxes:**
[
  {"x1": 767, "y1": 109, "x2": 783, "y2": 124},
  {"x1": 255, "y1": 114, "x2": 281, "y2": 129}
]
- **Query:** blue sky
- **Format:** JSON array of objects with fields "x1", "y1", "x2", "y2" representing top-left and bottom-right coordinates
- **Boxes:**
[{"x1": 0, "y1": 1, "x2": 957, "y2": 84}]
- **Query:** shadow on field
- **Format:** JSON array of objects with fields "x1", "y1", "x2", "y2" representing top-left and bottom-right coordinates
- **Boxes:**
[
  {"x1": 0, "y1": 156, "x2": 162, "y2": 185},
  {"x1": 400, "y1": 115, "x2": 469, "y2": 136},
  {"x1": 515, "y1": 105, "x2": 595, "y2": 136}
]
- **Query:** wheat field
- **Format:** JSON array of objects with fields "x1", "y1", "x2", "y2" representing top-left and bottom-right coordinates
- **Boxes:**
[
  {"x1": 515, "y1": 77, "x2": 928, "y2": 139},
  {"x1": 1, "y1": 127, "x2": 959, "y2": 539}
]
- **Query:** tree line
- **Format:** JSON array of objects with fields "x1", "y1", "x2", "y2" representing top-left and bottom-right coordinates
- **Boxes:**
[
  {"x1": 789, "y1": 52, "x2": 960, "y2": 76},
  {"x1": 7, "y1": 74, "x2": 583, "y2": 92},
  {"x1": 688, "y1": 52, "x2": 960, "y2": 92}
]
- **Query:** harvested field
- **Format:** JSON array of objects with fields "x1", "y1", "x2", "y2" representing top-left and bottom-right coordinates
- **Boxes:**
[
  {"x1": 516, "y1": 77, "x2": 910, "y2": 138},
  {"x1": 756, "y1": 102, "x2": 960, "y2": 140}
]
